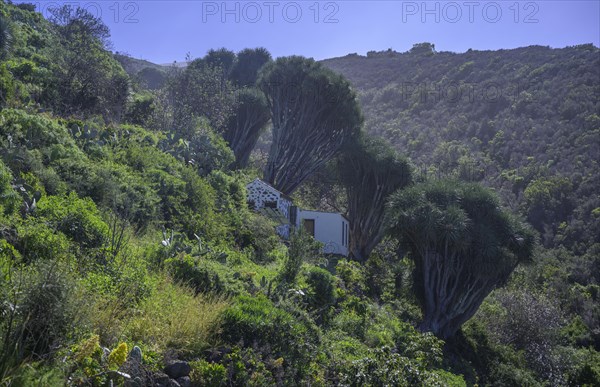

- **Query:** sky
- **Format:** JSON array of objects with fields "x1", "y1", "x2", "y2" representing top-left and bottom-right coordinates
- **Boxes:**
[{"x1": 26, "y1": 1, "x2": 600, "y2": 63}]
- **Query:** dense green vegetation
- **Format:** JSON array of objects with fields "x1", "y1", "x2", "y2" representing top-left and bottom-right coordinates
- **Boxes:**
[
  {"x1": 323, "y1": 43, "x2": 600, "y2": 253},
  {"x1": 0, "y1": 3, "x2": 598, "y2": 386}
]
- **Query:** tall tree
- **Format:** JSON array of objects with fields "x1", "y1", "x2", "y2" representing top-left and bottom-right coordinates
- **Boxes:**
[
  {"x1": 386, "y1": 180, "x2": 535, "y2": 339},
  {"x1": 48, "y1": 5, "x2": 128, "y2": 120},
  {"x1": 338, "y1": 136, "x2": 412, "y2": 261},
  {"x1": 167, "y1": 63, "x2": 235, "y2": 134},
  {"x1": 189, "y1": 48, "x2": 237, "y2": 84},
  {"x1": 223, "y1": 87, "x2": 270, "y2": 168},
  {"x1": 258, "y1": 56, "x2": 363, "y2": 194},
  {"x1": 230, "y1": 47, "x2": 272, "y2": 87},
  {"x1": 203, "y1": 48, "x2": 236, "y2": 75}
]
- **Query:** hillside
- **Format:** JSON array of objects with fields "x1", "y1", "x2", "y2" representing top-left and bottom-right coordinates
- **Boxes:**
[
  {"x1": 1, "y1": 2, "x2": 599, "y2": 386},
  {"x1": 114, "y1": 53, "x2": 171, "y2": 90},
  {"x1": 323, "y1": 44, "x2": 600, "y2": 252}
]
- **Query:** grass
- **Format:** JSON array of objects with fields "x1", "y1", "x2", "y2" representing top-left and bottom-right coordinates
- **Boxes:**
[
  {"x1": 123, "y1": 276, "x2": 229, "y2": 356},
  {"x1": 83, "y1": 275, "x2": 229, "y2": 357}
]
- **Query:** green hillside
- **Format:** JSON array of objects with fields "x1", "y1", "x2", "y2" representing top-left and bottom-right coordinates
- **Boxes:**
[
  {"x1": 1, "y1": 2, "x2": 599, "y2": 386},
  {"x1": 323, "y1": 44, "x2": 600, "y2": 252}
]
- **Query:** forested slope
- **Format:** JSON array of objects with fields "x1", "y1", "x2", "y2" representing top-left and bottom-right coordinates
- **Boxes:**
[
  {"x1": 323, "y1": 44, "x2": 600, "y2": 252},
  {"x1": 1, "y1": 2, "x2": 599, "y2": 385}
]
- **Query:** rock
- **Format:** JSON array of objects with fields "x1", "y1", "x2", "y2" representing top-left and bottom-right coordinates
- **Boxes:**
[
  {"x1": 177, "y1": 376, "x2": 191, "y2": 387},
  {"x1": 168, "y1": 380, "x2": 181, "y2": 387},
  {"x1": 164, "y1": 360, "x2": 191, "y2": 379},
  {"x1": 101, "y1": 347, "x2": 111, "y2": 363},
  {"x1": 125, "y1": 376, "x2": 143, "y2": 387},
  {"x1": 153, "y1": 372, "x2": 171, "y2": 387},
  {"x1": 128, "y1": 346, "x2": 143, "y2": 363}
]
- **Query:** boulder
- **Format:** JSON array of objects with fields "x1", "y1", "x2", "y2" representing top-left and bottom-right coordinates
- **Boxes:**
[
  {"x1": 128, "y1": 346, "x2": 143, "y2": 363},
  {"x1": 153, "y1": 372, "x2": 171, "y2": 387},
  {"x1": 164, "y1": 360, "x2": 191, "y2": 379}
]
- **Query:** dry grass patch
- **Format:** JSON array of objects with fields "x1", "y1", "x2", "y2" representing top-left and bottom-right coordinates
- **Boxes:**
[{"x1": 123, "y1": 277, "x2": 228, "y2": 355}]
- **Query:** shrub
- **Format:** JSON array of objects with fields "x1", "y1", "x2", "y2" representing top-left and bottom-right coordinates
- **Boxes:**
[
  {"x1": 17, "y1": 219, "x2": 71, "y2": 263},
  {"x1": 238, "y1": 213, "x2": 280, "y2": 263},
  {"x1": 36, "y1": 192, "x2": 109, "y2": 249},
  {"x1": 328, "y1": 346, "x2": 463, "y2": 387},
  {"x1": 220, "y1": 295, "x2": 320, "y2": 380},
  {"x1": 335, "y1": 259, "x2": 366, "y2": 296},
  {"x1": 0, "y1": 63, "x2": 15, "y2": 105},
  {"x1": 208, "y1": 170, "x2": 247, "y2": 235},
  {"x1": 165, "y1": 254, "x2": 245, "y2": 295},
  {"x1": 107, "y1": 342, "x2": 128, "y2": 370},
  {"x1": 124, "y1": 93, "x2": 155, "y2": 126},
  {"x1": 190, "y1": 347, "x2": 279, "y2": 387},
  {"x1": 2, "y1": 364, "x2": 65, "y2": 387},
  {"x1": 277, "y1": 230, "x2": 321, "y2": 288},
  {"x1": 6, "y1": 58, "x2": 36, "y2": 82},
  {"x1": 568, "y1": 349, "x2": 600, "y2": 386},
  {"x1": 305, "y1": 266, "x2": 336, "y2": 311},
  {"x1": 332, "y1": 309, "x2": 367, "y2": 341},
  {"x1": 13, "y1": 261, "x2": 78, "y2": 359},
  {"x1": 483, "y1": 289, "x2": 565, "y2": 379},
  {"x1": 190, "y1": 359, "x2": 227, "y2": 387},
  {"x1": 0, "y1": 109, "x2": 72, "y2": 149}
]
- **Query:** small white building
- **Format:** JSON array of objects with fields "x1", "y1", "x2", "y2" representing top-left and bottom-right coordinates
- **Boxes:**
[
  {"x1": 246, "y1": 178, "x2": 293, "y2": 238},
  {"x1": 246, "y1": 178, "x2": 350, "y2": 256},
  {"x1": 296, "y1": 209, "x2": 350, "y2": 256}
]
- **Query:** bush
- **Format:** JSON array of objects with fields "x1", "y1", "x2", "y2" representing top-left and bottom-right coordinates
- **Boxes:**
[
  {"x1": 165, "y1": 254, "x2": 245, "y2": 295},
  {"x1": 10, "y1": 261, "x2": 78, "y2": 360},
  {"x1": 238, "y1": 213, "x2": 280, "y2": 263},
  {"x1": 124, "y1": 93, "x2": 155, "y2": 126},
  {"x1": 190, "y1": 359, "x2": 227, "y2": 387},
  {"x1": 328, "y1": 346, "x2": 463, "y2": 387},
  {"x1": 208, "y1": 170, "x2": 247, "y2": 235},
  {"x1": 568, "y1": 349, "x2": 600, "y2": 386},
  {"x1": 277, "y1": 230, "x2": 321, "y2": 288},
  {"x1": 0, "y1": 63, "x2": 15, "y2": 106},
  {"x1": 0, "y1": 109, "x2": 73, "y2": 149},
  {"x1": 305, "y1": 266, "x2": 336, "y2": 311},
  {"x1": 36, "y1": 192, "x2": 108, "y2": 249},
  {"x1": 220, "y1": 295, "x2": 320, "y2": 380},
  {"x1": 17, "y1": 219, "x2": 71, "y2": 263},
  {"x1": 335, "y1": 259, "x2": 366, "y2": 297},
  {"x1": 483, "y1": 289, "x2": 565, "y2": 380},
  {"x1": 190, "y1": 347, "x2": 279, "y2": 387}
]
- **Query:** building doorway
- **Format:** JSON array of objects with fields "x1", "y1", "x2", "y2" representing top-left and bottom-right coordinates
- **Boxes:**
[{"x1": 303, "y1": 219, "x2": 315, "y2": 237}]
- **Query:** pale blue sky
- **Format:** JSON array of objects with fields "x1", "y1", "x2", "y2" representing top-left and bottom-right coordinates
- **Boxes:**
[{"x1": 27, "y1": 1, "x2": 600, "y2": 63}]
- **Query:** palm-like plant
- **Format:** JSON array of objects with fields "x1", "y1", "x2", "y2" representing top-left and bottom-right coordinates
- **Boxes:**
[
  {"x1": 386, "y1": 179, "x2": 535, "y2": 339},
  {"x1": 223, "y1": 87, "x2": 270, "y2": 168},
  {"x1": 338, "y1": 135, "x2": 412, "y2": 261}
]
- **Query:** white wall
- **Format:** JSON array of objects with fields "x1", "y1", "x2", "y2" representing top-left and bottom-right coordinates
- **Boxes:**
[
  {"x1": 297, "y1": 210, "x2": 349, "y2": 256},
  {"x1": 247, "y1": 179, "x2": 292, "y2": 239},
  {"x1": 246, "y1": 179, "x2": 351, "y2": 254}
]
